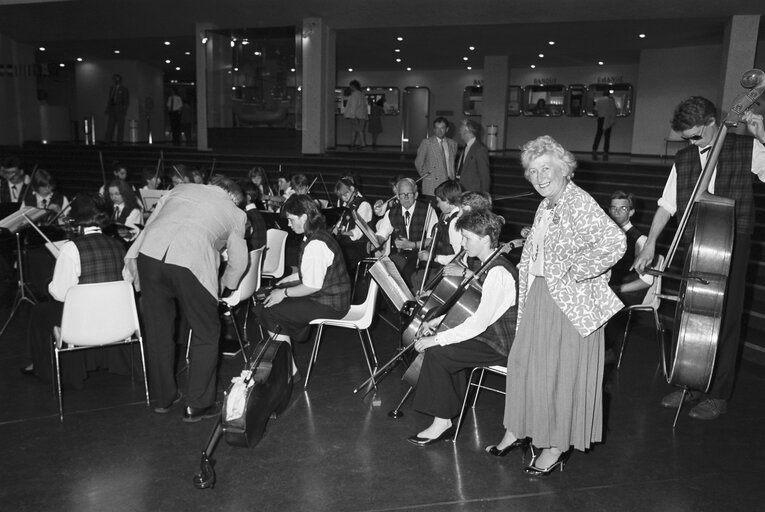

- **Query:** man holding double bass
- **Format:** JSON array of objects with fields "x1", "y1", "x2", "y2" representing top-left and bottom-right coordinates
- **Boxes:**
[{"x1": 634, "y1": 96, "x2": 765, "y2": 420}]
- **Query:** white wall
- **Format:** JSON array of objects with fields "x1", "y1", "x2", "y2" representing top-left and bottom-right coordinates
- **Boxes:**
[
  {"x1": 631, "y1": 45, "x2": 722, "y2": 156},
  {"x1": 75, "y1": 59, "x2": 164, "y2": 142}
]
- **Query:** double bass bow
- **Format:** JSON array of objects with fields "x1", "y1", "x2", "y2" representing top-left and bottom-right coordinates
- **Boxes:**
[{"x1": 644, "y1": 69, "x2": 765, "y2": 412}]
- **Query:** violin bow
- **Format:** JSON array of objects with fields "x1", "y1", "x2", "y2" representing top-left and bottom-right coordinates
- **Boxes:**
[
  {"x1": 414, "y1": 203, "x2": 434, "y2": 271},
  {"x1": 318, "y1": 173, "x2": 333, "y2": 203},
  {"x1": 99, "y1": 151, "x2": 107, "y2": 189},
  {"x1": 19, "y1": 163, "x2": 38, "y2": 206},
  {"x1": 208, "y1": 158, "x2": 216, "y2": 182}
]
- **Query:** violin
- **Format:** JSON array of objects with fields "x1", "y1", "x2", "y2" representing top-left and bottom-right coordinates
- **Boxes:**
[{"x1": 331, "y1": 188, "x2": 360, "y2": 236}]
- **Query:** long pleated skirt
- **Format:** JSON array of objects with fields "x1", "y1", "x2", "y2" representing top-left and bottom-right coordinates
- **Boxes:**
[{"x1": 504, "y1": 278, "x2": 604, "y2": 452}]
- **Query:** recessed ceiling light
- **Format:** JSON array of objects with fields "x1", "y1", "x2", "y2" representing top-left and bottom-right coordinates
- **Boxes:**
[
  {"x1": 114, "y1": 50, "x2": 120, "y2": 54},
  {"x1": 548, "y1": 41, "x2": 555, "y2": 45},
  {"x1": 165, "y1": 59, "x2": 171, "y2": 64},
  {"x1": 538, "y1": 53, "x2": 544, "y2": 58},
  {"x1": 397, "y1": 36, "x2": 404, "y2": 41},
  {"x1": 348, "y1": 68, "x2": 353, "y2": 72},
  {"x1": 290, "y1": 68, "x2": 296, "y2": 72},
  {"x1": 598, "y1": 61, "x2": 604, "y2": 65},
  {"x1": 253, "y1": 51, "x2": 262, "y2": 56},
  {"x1": 164, "y1": 41, "x2": 171, "y2": 46},
  {"x1": 396, "y1": 58, "x2": 401, "y2": 63},
  {"x1": 468, "y1": 46, "x2": 475, "y2": 51},
  {"x1": 76, "y1": 57, "x2": 83, "y2": 62},
  {"x1": 185, "y1": 51, "x2": 191, "y2": 56},
  {"x1": 59, "y1": 63, "x2": 65, "y2": 68},
  {"x1": 241, "y1": 39, "x2": 249, "y2": 45},
  {"x1": 530, "y1": 64, "x2": 536, "y2": 69},
  {"x1": 406, "y1": 67, "x2": 412, "y2": 71},
  {"x1": 38, "y1": 47, "x2": 46, "y2": 52},
  {"x1": 233, "y1": 67, "x2": 239, "y2": 71},
  {"x1": 467, "y1": 66, "x2": 472, "y2": 70},
  {"x1": 175, "y1": 66, "x2": 181, "y2": 71},
  {"x1": 639, "y1": 33, "x2": 646, "y2": 38},
  {"x1": 462, "y1": 57, "x2": 469, "y2": 61},
  {"x1": 395, "y1": 49, "x2": 401, "y2": 53}
]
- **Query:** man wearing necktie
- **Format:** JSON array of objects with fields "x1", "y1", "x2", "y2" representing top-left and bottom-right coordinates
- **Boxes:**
[
  {"x1": 0, "y1": 156, "x2": 29, "y2": 204},
  {"x1": 415, "y1": 117, "x2": 458, "y2": 200},
  {"x1": 104, "y1": 74, "x2": 130, "y2": 144},
  {"x1": 456, "y1": 118, "x2": 491, "y2": 193},
  {"x1": 634, "y1": 96, "x2": 765, "y2": 421},
  {"x1": 372, "y1": 177, "x2": 436, "y2": 287}
]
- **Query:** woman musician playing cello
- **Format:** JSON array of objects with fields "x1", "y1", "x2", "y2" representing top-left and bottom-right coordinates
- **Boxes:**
[{"x1": 407, "y1": 209, "x2": 518, "y2": 445}]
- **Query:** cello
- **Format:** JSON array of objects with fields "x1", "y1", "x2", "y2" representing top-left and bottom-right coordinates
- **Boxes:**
[
  {"x1": 645, "y1": 69, "x2": 765, "y2": 425},
  {"x1": 193, "y1": 331, "x2": 294, "y2": 489}
]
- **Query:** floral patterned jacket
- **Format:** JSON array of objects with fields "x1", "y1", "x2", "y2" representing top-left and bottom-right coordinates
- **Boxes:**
[{"x1": 518, "y1": 181, "x2": 626, "y2": 337}]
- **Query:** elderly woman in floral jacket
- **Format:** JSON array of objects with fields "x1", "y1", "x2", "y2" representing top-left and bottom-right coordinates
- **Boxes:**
[{"x1": 486, "y1": 135, "x2": 625, "y2": 476}]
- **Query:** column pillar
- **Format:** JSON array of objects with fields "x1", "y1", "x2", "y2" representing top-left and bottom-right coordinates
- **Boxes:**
[
  {"x1": 301, "y1": 17, "x2": 334, "y2": 154},
  {"x1": 718, "y1": 15, "x2": 760, "y2": 124},
  {"x1": 195, "y1": 22, "x2": 218, "y2": 151},
  {"x1": 482, "y1": 56, "x2": 509, "y2": 151}
]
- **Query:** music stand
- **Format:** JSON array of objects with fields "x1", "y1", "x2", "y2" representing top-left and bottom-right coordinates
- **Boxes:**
[{"x1": 0, "y1": 207, "x2": 48, "y2": 337}]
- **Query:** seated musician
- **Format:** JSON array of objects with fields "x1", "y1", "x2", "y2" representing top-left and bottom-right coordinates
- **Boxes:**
[
  {"x1": 371, "y1": 177, "x2": 436, "y2": 287},
  {"x1": 188, "y1": 168, "x2": 205, "y2": 184},
  {"x1": 99, "y1": 160, "x2": 138, "y2": 197},
  {"x1": 248, "y1": 166, "x2": 275, "y2": 210},
  {"x1": 139, "y1": 166, "x2": 163, "y2": 193},
  {"x1": 459, "y1": 190, "x2": 492, "y2": 214},
  {"x1": 412, "y1": 180, "x2": 463, "y2": 291},
  {"x1": 407, "y1": 209, "x2": 517, "y2": 445},
  {"x1": 21, "y1": 195, "x2": 131, "y2": 388},
  {"x1": 239, "y1": 180, "x2": 268, "y2": 251},
  {"x1": 107, "y1": 179, "x2": 142, "y2": 242},
  {"x1": 23, "y1": 169, "x2": 70, "y2": 221},
  {"x1": 254, "y1": 194, "x2": 351, "y2": 374},
  {"x1": 607, "y1": 190, "x2": 653, "y2": 305},
  {"x1": 333, "y1": 176, "x2": 373, "y2": 274},
  {"x1": 167, "y1": 163, "x2": 191, "y2": 188},
  {"x1": 0, "y1": 156, "x2": 30, "y2": 204}
]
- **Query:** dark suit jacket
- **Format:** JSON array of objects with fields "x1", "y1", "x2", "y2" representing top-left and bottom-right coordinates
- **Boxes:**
[
  {"x1": 106, "y1": 85, "x2": 130, "y2": 115},
  {"x1": 458, "y1": 139, "x2": 491, "y2": 193},
  {"x1": 0, "y1": 180, "x2": 29, "y2": 204}
]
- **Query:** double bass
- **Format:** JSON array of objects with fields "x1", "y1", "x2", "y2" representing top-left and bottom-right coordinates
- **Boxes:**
[{"x1": 646, "y1": 69, "x2": 765, "y2": 420}]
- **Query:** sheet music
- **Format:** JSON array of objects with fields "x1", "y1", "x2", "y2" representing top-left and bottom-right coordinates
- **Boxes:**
[
  {"x1": 369, "y1": 256, "x2": 415, "y2": 311},
  {"x1": 140, "y1": 189, "x2": 167, "y2": 212},
  {"x1": 0, "y1": 206, "x2": 48, "y2": 233}
]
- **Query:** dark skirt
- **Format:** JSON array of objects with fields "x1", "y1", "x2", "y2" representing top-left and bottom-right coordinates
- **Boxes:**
[{"x1": 254, "y1": 296, "x2": 348, "y2": 342}]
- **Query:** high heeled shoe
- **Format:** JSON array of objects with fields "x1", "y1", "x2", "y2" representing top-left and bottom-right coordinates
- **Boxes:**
[
  {"x1": 523, "y1": 450, "x2": 571, "y2": 476},
  {"x1": 484, "y1": 437, "x2": 530, "y2": 457}
]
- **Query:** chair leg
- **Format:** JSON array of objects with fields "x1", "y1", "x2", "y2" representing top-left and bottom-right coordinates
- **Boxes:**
[
  {"x1": 224, "y1": 304, "x2": 248, "y2": 364},
  {"x1": 454, "y1": 367, "x2": 482, "y2": 442},
  {"x1": 471, "y1": 368, "x2": 487, "y2": 407},
  {"x1": 304, "y1": 324, "x2": 324, "y2": 389},
  {"x1": 356, "y1": 328, "x2": 377, "y2": 392},
  {"x1": 54, "y1": 348, "x2": 64, "y2": 423},
  {"x1": 617, "y1": 310, "x2": 635, "y2": 370},
  {"x1": 137, "y1": 337, "x2": 151, "y2": 406},
  {"x1": 364, "y1": 329, "x2": 378, "y2": 369}
]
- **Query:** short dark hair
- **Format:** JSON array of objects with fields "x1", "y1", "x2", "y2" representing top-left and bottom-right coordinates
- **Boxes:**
[
  {"x1": 433, "y1": 116, "x2": 449, "y2": 128},
  {"x1": 282, "y1": 194, "x2": 326, "y2": 234},
  {"x1": 239, "y1": 179, "x2": 261, "y2": 205},
  {"x1": 32, "y1": 169, "x2": 56, "y2": 191},
  {"x1": 434, "y1": 180, "x2": 463, "y2": 205},
  {"x1": 671, "y1": 96, "x2": 717, "y2": 132},
  {"x1": 455, "y1": 209, "x2": 505, "y2": 247},
  {"x1": 1, "y1": 156, "x2": 22, "y2": 170},
  {"x1": 349, "y1": 80, "x2": 361, "y2": 90},
  {"x1": 462, "y1": 119, "x2": 481, "y2": 137},
  {"x1": 70, "y1": 195, "x2": 108, "y2": 227},
  {"x1": 610, "y1": 190, "x2": 636, "y2": 210},
  {"x1": 458, "y1": 191, "x2": 492, "y2": 212}
]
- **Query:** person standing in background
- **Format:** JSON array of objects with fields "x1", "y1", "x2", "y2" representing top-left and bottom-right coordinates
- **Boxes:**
[
  {"x1": 415, "y1": 117, "x2": 458, "y2": 200},
  {"x1": 344, "y1": 80, "x2": 368, "y2": 150},
  {"x1": 368, "y1": 97, "x2": 385, "y2": 149},
  {"x1": 457, "y1": 119, "x2": 491, "y2": 193},
  {"x1": 167, "y1": 88, "x2": 183, "y2": 146},
  {"x1": 592, "y1": 91, "x2": 617, "y2": 159},
  {"x1": 104, "y1": 74, "x2": 130, "y2": 144}
]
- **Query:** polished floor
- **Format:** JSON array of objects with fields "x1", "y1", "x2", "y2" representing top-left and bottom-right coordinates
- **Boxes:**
[{"x1": 1, "y1": 295, "x2": 763, "y2": 512}]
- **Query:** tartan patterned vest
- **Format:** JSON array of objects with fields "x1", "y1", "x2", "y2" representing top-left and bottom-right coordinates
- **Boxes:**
[
  {"x1": 389, "y1": 201, "x2": 429, "y2": 246},
  {"x1": 298, "y1": 229, "x2": 351, "y2": 312},
  {"x1": 610, "y1": 225, "x2": 642, "y2": 285},
  {"x1": 473, "y1": 255, "x2": 518, "y2": 357},
  {"x1": 434, "y1": 209, "x2": 459, "y2": 256},
  {"x1": 675, "y1": 134, "x2": 754, "y2": 244},
  {"x1": 71, "y1": 233, "x2": 126, "y2": 284}
]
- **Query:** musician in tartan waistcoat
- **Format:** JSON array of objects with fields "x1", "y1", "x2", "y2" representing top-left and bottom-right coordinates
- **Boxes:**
[
  {"x1": 407, "y1": 210, "x2": 518, "y2": 446},
  {"x1": 372, "y1": 177, "x2": 437, "y2": 287},
  {"x1": 255, "y1": 194, "x2": 351, "y2": 370},
  {"x1": 634, "y1": 96, "x2": 765, "y2": 420},
  {"x1": 23, "y1": 195, "x2": 128, "y2": 388}
]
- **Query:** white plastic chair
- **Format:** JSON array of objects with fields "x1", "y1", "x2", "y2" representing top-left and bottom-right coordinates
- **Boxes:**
[
  {"x1": 220, "y1": 247, "x2": 265, "y2": 360},
  {"x1": 53, "y1": 281, "x2": 150, "y2": 422},
  {"x1": 262, "y1": 228, "x2": 288, "y2": 281},
  {"x1": 304, "y1": 279, "x2": 380, "y2": 389},
  {"x1": 453, "y1": 365, "x2": 507, "y2": 441},
  {"x1": 617, "y1": 256, "x2": 665, "y2": 370}
]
